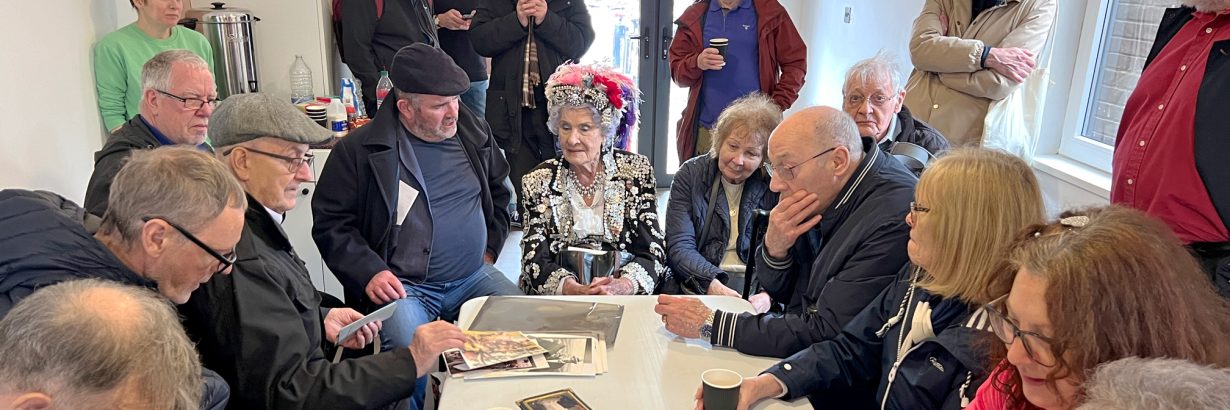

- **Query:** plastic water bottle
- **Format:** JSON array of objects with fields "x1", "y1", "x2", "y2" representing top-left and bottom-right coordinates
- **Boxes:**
[
  {"x1": 375, "y1": 71, "x2": 394, "y2": 111},
  {"x1": 327, "y1": 98, "x2": 347, "y2": 136},
  {"x1": 290, "y1": 55, "x2": 314, "y2": 104}
]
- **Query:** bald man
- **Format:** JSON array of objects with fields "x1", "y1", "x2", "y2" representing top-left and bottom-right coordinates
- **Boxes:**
[
  {"x1": 0, "y1": 279, "x2": 202, "y2": 410},
  {"x1": 657, "y1": 107, "x2": 916, "y2": 408}
]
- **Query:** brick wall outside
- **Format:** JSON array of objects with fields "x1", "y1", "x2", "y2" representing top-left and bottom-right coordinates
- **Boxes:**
[{"x1": 1083, "y1": 1, "x2": 1169, "y2": 146}]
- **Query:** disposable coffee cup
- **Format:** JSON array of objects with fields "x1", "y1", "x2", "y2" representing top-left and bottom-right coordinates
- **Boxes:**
[
  {"x1": 701, "y1": 369, "x2": 742, "y2": 410},
  {"x1": 709, "y1": 38, "x2": 729, "y2": 58}
]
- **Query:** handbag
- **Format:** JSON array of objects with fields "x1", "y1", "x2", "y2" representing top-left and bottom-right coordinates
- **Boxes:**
[{"x1": 982, "y1": 11, "x2": 1059, "y2": 162}]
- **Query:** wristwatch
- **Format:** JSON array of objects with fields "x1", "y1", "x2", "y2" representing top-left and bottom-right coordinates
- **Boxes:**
[
  {"x1": 433, "y1": 15, "x2": 441, "y2": 27},
  {"x1": 699, "y1": 311, "x2": 716, "y2": 340}
]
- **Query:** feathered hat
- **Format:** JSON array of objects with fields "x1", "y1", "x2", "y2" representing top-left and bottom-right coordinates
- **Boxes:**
[{"x1": 544, "y1": 63, "x2": 640, "y2": 151}]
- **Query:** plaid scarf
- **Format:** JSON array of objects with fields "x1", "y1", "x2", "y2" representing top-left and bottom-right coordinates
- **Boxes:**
[{"x1": 522, "y1": 19, "x2": 541, "y2": 108}]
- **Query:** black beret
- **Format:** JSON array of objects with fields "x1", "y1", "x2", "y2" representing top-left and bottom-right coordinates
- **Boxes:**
[{"x1": 390, "y1": 43, "x2": 470, "y2": 97}]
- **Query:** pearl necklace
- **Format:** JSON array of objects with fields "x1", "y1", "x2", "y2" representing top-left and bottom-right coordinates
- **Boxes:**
[{"x1": 569, "y1": 170, "x2": 602, "y2": 199}]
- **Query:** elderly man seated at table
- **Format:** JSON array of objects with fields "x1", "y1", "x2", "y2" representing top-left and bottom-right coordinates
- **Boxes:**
[
  {"x1": 842, "y1": 54, "x2": 949, "y2": 173},
  {"x1": 519, "y1": 64, "x2": 666, "y2": 296},
  {"x1": 181, "y1": 93, "x2": 467, "y2": 409},
  {"x1": 664, "y1": 93, "x2": 781, "y2": 313},
  {"x1": 85, "y1": 49, "x2": 218, "y2": 216},
  {"x1": 656, "y1": 107, "x2": 915, "y2": 362},
  {"x1": 0, "y1": 279, "x2": 202, "y2": 410}
]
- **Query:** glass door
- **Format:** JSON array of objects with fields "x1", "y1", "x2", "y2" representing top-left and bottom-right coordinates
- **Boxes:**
[{"x1": 579, "y1": 0, "x2": 684, "y2": 187}]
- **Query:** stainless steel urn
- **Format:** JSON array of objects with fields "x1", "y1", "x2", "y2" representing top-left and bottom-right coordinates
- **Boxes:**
[{"x1": 193, "y1": 2, "x2": 259, "y2": 98}]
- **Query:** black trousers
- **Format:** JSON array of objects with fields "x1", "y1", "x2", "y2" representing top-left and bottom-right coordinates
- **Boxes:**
[{"x1": 507, "y1": 105, "x2": 555, "y2": 202}]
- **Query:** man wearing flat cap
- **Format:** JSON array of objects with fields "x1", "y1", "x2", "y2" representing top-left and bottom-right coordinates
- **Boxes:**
[
  {"x1": 313, "y1": 44, "x2": 520, "y2": 409},
  {"x1": 182, "y1": 92, "x2": 468, "y2": 409}
]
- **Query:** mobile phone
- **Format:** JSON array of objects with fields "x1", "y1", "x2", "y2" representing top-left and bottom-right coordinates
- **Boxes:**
[{"x1": 463, "y1": 11, "x2": 476, "y2": 20}]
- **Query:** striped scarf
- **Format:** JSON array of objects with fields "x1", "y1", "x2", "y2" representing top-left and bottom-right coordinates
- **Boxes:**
[{"x1": 522, "y1": 20, "x2": 541, "y2": 108}]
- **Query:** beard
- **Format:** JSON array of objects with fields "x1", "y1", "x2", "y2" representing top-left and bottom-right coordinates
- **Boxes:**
[{"x1": 1182, "y1": 0, "x2": 1230, "y2": 12}]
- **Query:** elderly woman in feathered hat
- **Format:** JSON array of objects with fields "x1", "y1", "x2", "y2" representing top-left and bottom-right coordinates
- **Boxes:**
[{"x1": 518, "y1": 64, "x2": 666, "y2": 296}]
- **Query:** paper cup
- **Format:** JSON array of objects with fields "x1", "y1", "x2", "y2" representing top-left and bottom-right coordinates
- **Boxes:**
[
  {"x1": 709, "y1": 38, "x2": 729, "y2": 58},
  {"x1": 702, "y1": 368, "x2": 742, "y2": 410}
]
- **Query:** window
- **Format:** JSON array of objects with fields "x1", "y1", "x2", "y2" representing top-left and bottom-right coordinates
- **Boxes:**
[{"x1": 1057, "y1": 0, "x2": 1170, "y2": 171}]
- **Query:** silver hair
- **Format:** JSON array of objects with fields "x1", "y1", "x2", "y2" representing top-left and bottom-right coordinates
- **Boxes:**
[
  {"x1": 99, "y1": 146, "x2": 246, "y2": 245},
  {"x1": 0, "y1": 279, "x2": 202, "y2": 409},
  {"x1": 547, "y1": 103, "x2": 619, "y2": 150},
  {"x1": 1078, "y1": 357, "x2": 1230, "y2": 410},
  {"x1": 708, "y1": 93, "x2": 783, "y2": 157},
  {"x1": 818, "y1": 110, "x2": 863, "y2": 155},
  {"x1": 844, "y1": 51, "x2": 905, "y2": 94},
  {"x1": 141, "y1": 49, "x2": 210, "y2": 93},
  {"x1": 1181, "y1": 0, "x2": 1230, "y2": 12}
]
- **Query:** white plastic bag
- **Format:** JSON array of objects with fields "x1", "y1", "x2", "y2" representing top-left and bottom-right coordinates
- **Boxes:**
[{"x1": 983, "y1": 66, "x2": 1050, "y2": 162}]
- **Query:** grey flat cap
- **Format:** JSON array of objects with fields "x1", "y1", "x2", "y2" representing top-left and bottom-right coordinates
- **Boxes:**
[{"x1": 209, "y1": 93, "x2": 333, "y2": 147}]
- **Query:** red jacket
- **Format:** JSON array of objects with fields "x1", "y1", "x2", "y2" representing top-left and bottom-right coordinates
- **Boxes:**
[{"x1": 668, "y1": 0, "x2": 807, "y2": 162}]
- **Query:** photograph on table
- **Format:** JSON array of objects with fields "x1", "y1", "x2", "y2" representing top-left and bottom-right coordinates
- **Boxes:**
[
  {"x1": 516, "y1": 388, "x2": 593, "y2": 410},
  {"x1": 460, "y1": 330, "x2": 549, "y2": 369}
]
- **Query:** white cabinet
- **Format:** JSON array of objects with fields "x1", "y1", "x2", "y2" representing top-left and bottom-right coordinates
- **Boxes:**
[{"x1": 283, "y1": 149, "x2": 346, "y2": 302}]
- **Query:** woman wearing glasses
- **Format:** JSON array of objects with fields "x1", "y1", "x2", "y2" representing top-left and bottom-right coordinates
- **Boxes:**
[
  {"x1": 707, "y1": 149, "x2": 1045, "y2": 409},
  {"x1": 967, "y1": 206, "x2": 1230, "y2": 410}
]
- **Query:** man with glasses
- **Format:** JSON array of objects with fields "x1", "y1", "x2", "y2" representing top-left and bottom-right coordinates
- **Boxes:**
[
  {"x1": 842, "y1": 55, "x2": 949, "y2": 162},
  {"x1": 182, "y1": 93, "x2": 467, "y2": 409},
  {"x1": 85, "y1": 49, "x2": 219, "y2": 217},
  {"x1": 658, "y1": 107, "x2": 916, "y2": 382},
  {"x1": 0, "y1": 146, "x2": 245, "y2": 409}
]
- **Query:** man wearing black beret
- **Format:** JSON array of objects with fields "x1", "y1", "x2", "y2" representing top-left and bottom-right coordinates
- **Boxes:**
[{"x1": 312, "y1": 43, "x2": 522, "y2": 410}]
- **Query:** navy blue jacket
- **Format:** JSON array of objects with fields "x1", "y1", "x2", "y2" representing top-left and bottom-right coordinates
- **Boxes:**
[
  {"x1": 0, "y1": 189, "x2": 231, "y2": 410},
  {"x1": 709, "y1": 138, "x2": 916, "y2": 360},
  {"x1": 665, "y1": 154, "x2": 777, "y2": 292},
  {"x1": 311, "y1": 100, "x2": 512, "y2": 307},
  {"x1": 760, "y1": 265, "x2": 993, "y2": 409}
]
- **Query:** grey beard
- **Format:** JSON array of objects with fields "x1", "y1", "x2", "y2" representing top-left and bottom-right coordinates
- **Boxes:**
[{"x1": 1182, "y1": 0, "x2": 1230, "y2": 12}]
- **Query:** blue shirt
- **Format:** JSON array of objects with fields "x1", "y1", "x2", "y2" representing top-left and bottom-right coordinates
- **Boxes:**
[
  {"x1": 137, "y1": 115, "x2": 210, "y2": 151},
  {"x1": 698, "y1": 0, "x2": 760, "y2": 128},
  {"x1": 404, "y1": 135, "x2": 486, "y2": 283}
]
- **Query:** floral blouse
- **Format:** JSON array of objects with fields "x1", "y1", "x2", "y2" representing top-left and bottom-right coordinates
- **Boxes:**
[{"x1": 518, "y1": 150, "x2": 666, "y2": 295}]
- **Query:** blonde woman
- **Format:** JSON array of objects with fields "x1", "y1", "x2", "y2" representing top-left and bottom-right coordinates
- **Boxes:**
[{"x1": 697, "y1": 149, "x2": 1045, "y2": 409}]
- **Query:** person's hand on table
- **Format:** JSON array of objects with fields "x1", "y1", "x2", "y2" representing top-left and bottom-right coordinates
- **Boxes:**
[
  {"x1": 324, "y1": 307, "x2": 381, "y2": 349},
  {"x1": 748, "y1": 292, "x2": 772, "y2": 314},
  {"x1": 591, "y1": 276, "x2": 636, "y2": 295},
  {"x1": 655, "y1": 295, "x2": 714, "y2": 339},
  {"x1": 697, "y1": 48, "x2": 725, "y2": 70},
  {"x1": 408, "y1": 321, "x2": 467, "y2": 378},
  {"x1": 985, "y1": 47, "x2": 1037, "y2": 83},
  {"x1": 764, "y1": 191, "x2": 823, "y2": 260},
  {"x1": 561, "y1": 277, "x2": 593, "y2": 295},
  {"x1": 707, "y1": 279, "x2": 741, "y2": 298},
  {"x1": 693, "y1": 374, "x2": 783, "y2": 410},
  {"x1": 366, "y1": 270, "x2": 406, "y2": 304}
]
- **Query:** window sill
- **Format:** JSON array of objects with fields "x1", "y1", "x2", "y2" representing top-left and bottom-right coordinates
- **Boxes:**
[{"x1": 1032, "y1": 154, "x2": 1111, "y2": 200}]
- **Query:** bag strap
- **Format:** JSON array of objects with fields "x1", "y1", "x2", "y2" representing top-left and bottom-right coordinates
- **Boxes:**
[{"x1": 699, "y1": 170, "x2": 723, "y2": 244}]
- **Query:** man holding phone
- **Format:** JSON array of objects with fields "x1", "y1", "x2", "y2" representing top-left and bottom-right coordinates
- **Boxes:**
[{"x1": 435, "y1": 0, "x2": 491, "y2": 117}]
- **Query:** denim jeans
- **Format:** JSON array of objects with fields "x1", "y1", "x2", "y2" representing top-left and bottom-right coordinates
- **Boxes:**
[
  {"x1": 461, "y1": 79, "x2": 489, "y2": 119},
  {"x1": 379, "y1": 264, "x2": 521, "y2": 409}
]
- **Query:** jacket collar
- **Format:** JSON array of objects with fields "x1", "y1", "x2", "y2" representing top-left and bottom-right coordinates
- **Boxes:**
[
  {"x1": 828, "y1": 136, "x2": 881, "y2": 213},
  {"x1": 242, "y1": 194, "x2": 294, "y2": 252}
]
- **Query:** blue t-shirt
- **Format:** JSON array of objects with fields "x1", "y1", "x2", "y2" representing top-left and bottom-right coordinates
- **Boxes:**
[
  {"x1": 405, "y1": 135, "x2": 486, "y2": 283},
  {"x1": 698, "y1": 0, "x2": 761, "y2": 128}
]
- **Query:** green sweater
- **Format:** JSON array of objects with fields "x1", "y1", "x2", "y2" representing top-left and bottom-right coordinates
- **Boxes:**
[{"x1": 92, "y1": 24, "x2": 215, "y2": 131}]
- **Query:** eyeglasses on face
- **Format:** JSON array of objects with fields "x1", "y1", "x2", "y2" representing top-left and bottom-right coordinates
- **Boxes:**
[
  {"x1": 767, "y1": 146, "x2": 837, "y2": 181},
  {"x1": 156, "y1": 89, "x2": 221, "y2": 111},
  {"x1": 142, "y1": 216, "x2": 236, "y2": 275},
  {"x1": 843, "y1": 93, "x2": 896, "y2": 109},
  {"x1": 223, "y1": 146, "x2": 315, "y2": 173},
  {"x1": 908, "y1": 201, "x2": 930, "y2": 215},
  {"x1": 985, "y1": 294, "x2": 1061, "y2": 367}
]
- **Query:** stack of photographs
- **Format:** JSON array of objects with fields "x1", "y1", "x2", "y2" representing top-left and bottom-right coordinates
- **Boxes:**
[{"x1": 445, "y1": 332, "x2": 609, "y2": 380}]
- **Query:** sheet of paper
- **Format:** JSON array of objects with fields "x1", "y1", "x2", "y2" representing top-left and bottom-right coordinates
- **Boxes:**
[
  {"x1": 396, "y1": 181, "x2": 419, "y2": 226},
  {"x1": 337, "y1": 303, "x2": 398, "y2": 344}
]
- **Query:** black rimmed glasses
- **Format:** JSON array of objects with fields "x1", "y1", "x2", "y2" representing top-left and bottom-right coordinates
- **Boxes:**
[
  {"x1": 908, "y1": 201, "x2": 930, "y2": 215},
  {"x1": 223, "y1": 146, "x2": 315, "y2": 173},
  {"x1": 156, "y1": 89, "x2": 221, "y2": 111},
  {"x1": 767, "y1": 147, "x2": 837, "y2": 181},
  {"x1": 985, "y1": 294, "x2": 1060, "y2": 367},
  {"x1": 142, "y1": 216, "x2": 236, "y2": 275}
]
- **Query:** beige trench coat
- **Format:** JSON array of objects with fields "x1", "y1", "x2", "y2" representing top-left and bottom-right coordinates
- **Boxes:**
[{"x1": 904, "y1": 0, "x2": 1056, "y2": 146}]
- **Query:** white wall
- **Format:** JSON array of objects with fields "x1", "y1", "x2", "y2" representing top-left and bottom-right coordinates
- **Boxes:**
[{"x1": 0, "y1": 1, "x2": 136, "y2": 202}]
